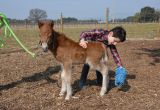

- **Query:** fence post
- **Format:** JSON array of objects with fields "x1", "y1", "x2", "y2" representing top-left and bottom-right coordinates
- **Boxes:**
[
  {"x1": 25, "y1": 19, "x2": 27, "y2": 30},
  {"x1": 106, "y1": 8, "x2": 109, "y2": 29},
  {"x1": 60, "y1": 12, "x2": 63, "y2": 33},
  {"x1": 156, "y1": 27, "x2": 160, "y2": 39}
]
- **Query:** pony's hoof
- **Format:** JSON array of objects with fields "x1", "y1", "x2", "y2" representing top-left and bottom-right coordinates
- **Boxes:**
[
  {"x1": 59, "y1": 92, "x2": 65, "y2": 96},
  {"x1": 65, "y1": 96, "x2": 71, "y2": 100},
  {"x1": 100, "y1": 91, "x2": 106, "y2": 96}
]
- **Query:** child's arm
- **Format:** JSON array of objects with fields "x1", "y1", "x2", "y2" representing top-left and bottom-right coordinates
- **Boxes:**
[
  {"x1": 109, "y1": 45, "x2": 123, "y2": 67},
  {"x1": 80, "y1": 29, "x2": 105, "y2": 41},
  {"x1": 79, "y1": 29, "x2": 105, "y2": 48},
  {"x1": 109, "y1": 45, "x2": 127, "y2": 87}
]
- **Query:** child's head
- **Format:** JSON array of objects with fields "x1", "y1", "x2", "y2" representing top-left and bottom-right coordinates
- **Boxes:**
[{"x1": 107, "y1": 26, "x2": 126, "y2": 45}]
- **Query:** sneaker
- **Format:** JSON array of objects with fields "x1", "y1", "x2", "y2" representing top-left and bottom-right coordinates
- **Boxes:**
[{"x1": 79, "y1": 81, "x2": 88, "y2": 89}]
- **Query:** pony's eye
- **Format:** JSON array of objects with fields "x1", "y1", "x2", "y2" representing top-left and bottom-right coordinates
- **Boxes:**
[
  {"x1": 48, "y1": 33, "x2": 52, "y2": 36},
  {"x1": 39, "y1": 41, "x2": 42, "y2": 45}
]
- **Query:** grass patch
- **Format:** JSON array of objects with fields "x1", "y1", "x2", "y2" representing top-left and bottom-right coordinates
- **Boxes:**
[{"x1": 0, "y1": 23, "x2": 159, "y2": 52}]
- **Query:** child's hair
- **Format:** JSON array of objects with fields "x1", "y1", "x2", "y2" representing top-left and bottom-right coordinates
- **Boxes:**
[{"x1": 109, "y1": 26, "x2": 126, "y2": 42}]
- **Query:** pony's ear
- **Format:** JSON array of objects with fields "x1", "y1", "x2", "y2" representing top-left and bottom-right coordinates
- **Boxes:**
[
  {"x1": 50, "y1": 20, "x2": 54, "y2": 28},
  {"x1": 38, "y1": 20, "x2": 44, "y2": 28}
]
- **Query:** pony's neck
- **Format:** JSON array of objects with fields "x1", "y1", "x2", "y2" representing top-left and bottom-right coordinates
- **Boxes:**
[
  {"x1": 48, "y1": 30, "x2": 58, "y2": 53},
  {"x1": 48, "y1": 30, "x2": 77, "y2": 55},
  {"x1": 53, "y1": 30, "x2": 76, "y2": 46}
]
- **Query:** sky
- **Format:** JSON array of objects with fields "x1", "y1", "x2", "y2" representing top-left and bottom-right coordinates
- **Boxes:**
[{"x1": 0, "y1": 0, "x2": 160, "y2": 20}]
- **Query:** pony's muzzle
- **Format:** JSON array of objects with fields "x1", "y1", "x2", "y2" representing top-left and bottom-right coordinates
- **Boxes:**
[{"x1": 41, "y1": 42, "x2": 48, "y2": 52}]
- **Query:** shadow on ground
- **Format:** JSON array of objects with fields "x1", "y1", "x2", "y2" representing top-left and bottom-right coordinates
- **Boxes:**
[
  {"x1": 72, "y1": 70, "x2": 136, "y2": 95},
  {"x1": 138, "y1": 48, "x2": 160, "y2": 65},
  {"x1": 0, "y1": 65, "x2": 61, "y2": 91}
]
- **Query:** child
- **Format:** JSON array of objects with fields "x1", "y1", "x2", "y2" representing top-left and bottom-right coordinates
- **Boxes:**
[{"x1": 79, "y1": 26, "x2": 127, "y2": 89}]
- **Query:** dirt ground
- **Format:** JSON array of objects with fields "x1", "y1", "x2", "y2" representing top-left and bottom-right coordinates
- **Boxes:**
[{"x1": 0, "y1": 40, "x2": 160, "y2": 110}]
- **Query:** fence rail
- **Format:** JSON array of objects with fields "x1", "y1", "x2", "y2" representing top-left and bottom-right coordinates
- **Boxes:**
[{"x1": 1, "y1": 22, "x2": 160, "y2": 40}]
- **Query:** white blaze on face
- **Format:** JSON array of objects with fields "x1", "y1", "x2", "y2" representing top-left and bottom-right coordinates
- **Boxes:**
[{"x1": 42, "y1": 42, "x2": 48, "y2": 50}]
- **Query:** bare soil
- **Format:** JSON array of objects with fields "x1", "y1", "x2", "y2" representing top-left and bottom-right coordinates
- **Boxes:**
[{"x1": 0, "y1": 40, "x2": 160, "y2": 110}]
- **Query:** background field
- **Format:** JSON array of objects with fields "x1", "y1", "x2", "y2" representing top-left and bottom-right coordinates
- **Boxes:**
[
  {"x1": 1, "y1": 23, "x2": 160, "y2": 38},
  {"x1": 0, "y1": 23, "x2": 160, "y2": 53},
  {"x1": 0, "y1": 23, "x2": 160, "y2": 110}
]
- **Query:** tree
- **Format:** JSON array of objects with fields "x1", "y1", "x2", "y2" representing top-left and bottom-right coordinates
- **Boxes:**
[
  {"x1": 133, "y1": 12, "x2": 140, "y2": 22},
  {"x1": 63, "y1": 17, "x2": 78, "y2": 23},
  {"x1": 139, "y1": 6, "x2": 156, "y2": 22},
  {"x1": 28, "y1": 8, "x2": 47, "y2": 23},
  {"x1": 155, "y1": 9, "x2": 160, "y2": 22}
]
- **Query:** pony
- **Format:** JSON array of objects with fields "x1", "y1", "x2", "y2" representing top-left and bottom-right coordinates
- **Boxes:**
[{"x1": 38, "y1": 20, "x2": 109, "y2": 100}]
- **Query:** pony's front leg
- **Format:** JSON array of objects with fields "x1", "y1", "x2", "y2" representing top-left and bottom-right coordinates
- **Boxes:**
[
  {"x1": 64, "y1": 63, "x2": 72, "y2": 100},
  {"x1": 59, "y1": 68, "x2": 67, "y2": 96}
]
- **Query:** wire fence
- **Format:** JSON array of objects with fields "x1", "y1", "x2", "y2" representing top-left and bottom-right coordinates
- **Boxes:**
[
  {"x1": 0, "y1": 22, "x2": 159, "y2": 55},
  {"x1": 9, "y1": 22, "x2": 160, "y2": 40}
]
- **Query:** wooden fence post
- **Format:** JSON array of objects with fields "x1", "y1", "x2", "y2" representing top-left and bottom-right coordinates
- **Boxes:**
[
  {"x1": 106, "y1": 8, "x2": 109, "y2": 29},
  {"x1": 61, "y1": 12, "x2": 63, "y2": 33}
]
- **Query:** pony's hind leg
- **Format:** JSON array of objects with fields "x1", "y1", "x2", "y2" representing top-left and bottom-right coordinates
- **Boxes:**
[{"x1": 98, "y1": 65, "x2": 109, "y2": 96}]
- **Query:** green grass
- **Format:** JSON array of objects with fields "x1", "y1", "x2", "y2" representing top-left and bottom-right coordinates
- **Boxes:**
[
  {"x1": 120, "y1": 23, "x2": 160, "y2": 39},
  {"x1": 0, "y1": 23, "x2": 159, "y2": 53},
  {"x1": 61, "y1": 23, "x2": 160, "y2": 41}
]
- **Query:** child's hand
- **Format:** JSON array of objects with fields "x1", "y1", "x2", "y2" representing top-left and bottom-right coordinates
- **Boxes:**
[{"x1": 79, "y1": 40, "x2": 88, "y2": 48}]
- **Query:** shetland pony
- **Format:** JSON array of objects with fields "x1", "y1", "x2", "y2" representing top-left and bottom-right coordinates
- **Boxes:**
[{"x1": 38, "y1": 20, "x2": 109, "y2": 100}]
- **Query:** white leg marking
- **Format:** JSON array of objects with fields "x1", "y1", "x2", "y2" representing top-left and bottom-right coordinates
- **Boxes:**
[
  {"x1": 65, "y1": 69, "x2": 72, "y2": 100},
  {"x1": 100, "y1": 66, "x2": 109, "y2": 96},
  {"x1": 59, "y1": 69, "x2": 67, "y2": 96}
]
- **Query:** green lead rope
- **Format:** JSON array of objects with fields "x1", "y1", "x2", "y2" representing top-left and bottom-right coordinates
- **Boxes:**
[
  {"x1": 0, "y1": 36, "x2": 5, "y2": 48},
  {"x1": 0, "y1": 13, "x2": 36, "y2": 58}
]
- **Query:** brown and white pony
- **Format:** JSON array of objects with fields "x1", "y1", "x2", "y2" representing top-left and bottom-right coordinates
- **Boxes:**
[{"x1": 38, "y1": 20, "x2": 109, "y2": 100}]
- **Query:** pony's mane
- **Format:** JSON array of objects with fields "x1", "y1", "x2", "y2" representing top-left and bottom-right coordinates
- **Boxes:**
[{"x1": 53, "y1": 30, "x2": 77, "y2": 44}]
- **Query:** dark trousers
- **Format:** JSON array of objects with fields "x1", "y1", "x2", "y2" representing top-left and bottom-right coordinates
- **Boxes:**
[
  {"x1": 79, "y1": 64, "x2": 103, "y2": 87},
  {"x1": 96, "y1": 70, "x2": 103, "y2": 84}
]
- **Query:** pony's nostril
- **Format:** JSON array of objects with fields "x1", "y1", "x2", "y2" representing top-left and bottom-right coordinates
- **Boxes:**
[
  {"x1": 43, "y1": 48, "x2": 48, "y2": 52},
  {"x1": 42, "y1": 42, "x2": 48, "y2": 52}
]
